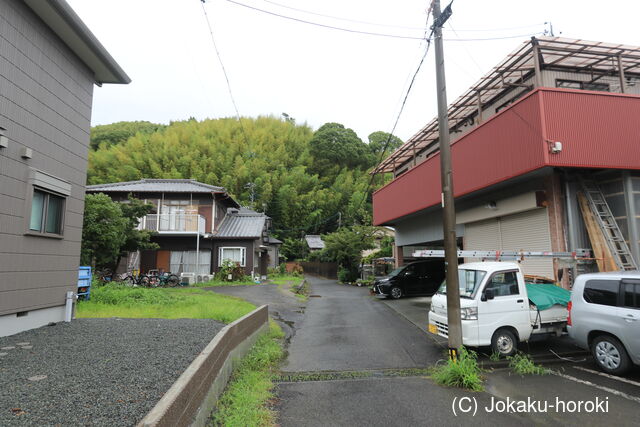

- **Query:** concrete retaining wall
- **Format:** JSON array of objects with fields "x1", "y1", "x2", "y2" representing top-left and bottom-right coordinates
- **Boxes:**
[{"x1": 138, "y1": 305, "x2": 269, "y2": 427}]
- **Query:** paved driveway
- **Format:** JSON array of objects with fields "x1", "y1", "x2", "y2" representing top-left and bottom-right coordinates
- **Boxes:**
[{"x1": 282, "y1": 276, "x2": 444, "y2": 372}]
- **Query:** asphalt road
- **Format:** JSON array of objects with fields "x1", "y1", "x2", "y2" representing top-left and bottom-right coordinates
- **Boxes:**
[
  {"x1": 282, "y1": 276, "x2": 444, "y2": 372},
  {"x1": 205, "y1": 283, "x2": 305, "y2": 342},
  {"x1": 276, "y1": 276, "x2": 640, "y2": 427}
]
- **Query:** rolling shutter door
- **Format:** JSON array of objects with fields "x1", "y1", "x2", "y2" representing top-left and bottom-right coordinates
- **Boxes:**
[{"x1": 464, "y1": 209, "x2": 553, "y2": 279}]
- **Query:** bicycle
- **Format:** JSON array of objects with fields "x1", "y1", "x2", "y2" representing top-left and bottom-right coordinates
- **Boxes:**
[
  {"x1": 123, "y1": 272, "x2": 150, "y2": 287},
  {"x1": 146, "y1": 270, "x2": 180, "y2": 287}
]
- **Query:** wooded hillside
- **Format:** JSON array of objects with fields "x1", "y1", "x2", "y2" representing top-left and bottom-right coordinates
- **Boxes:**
[{"x1": 88, "y1": 116, "x2": 400, "y2": 240}]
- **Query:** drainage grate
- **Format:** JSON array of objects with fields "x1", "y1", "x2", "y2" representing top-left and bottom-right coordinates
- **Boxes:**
[{"x1": 309, "y1": 295, "x2": 322, "y2": 298}]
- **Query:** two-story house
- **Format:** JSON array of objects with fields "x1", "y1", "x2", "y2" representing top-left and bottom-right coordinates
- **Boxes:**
[
  {"x1": 0, "y1": 0, "x2": 129, "y2": 337},
  {"x1": 86, "y1": 179, "x2": 280, "y2": 278},
  {"x1": 372, "y1": 36, "x2": 640, "y2": 286}
]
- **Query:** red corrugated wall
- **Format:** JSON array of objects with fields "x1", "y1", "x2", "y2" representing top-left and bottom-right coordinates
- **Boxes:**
[
  {"x1": 543, "y1": 90, "x2": 640, "y2": 169},
  {"x1": 373, "y1": 90, "x2": 547, "y2": 225},
  {"x1": 373, "y1": 88, "x2": 640, "y2": 226}
]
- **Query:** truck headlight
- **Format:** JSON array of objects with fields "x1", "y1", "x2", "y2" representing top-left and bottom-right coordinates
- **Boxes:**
[{"x1": 460, "y1": 307, "x2": 478, "y2": 320}]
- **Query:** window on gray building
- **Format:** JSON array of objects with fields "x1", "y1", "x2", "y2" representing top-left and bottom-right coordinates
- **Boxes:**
[{"x1": 29, "y1": 189, "x2": 64, "y2": 235}]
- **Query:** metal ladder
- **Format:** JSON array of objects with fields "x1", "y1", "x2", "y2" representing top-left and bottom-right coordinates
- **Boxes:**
[{"x1": 579, "y1": 177, "x2": 638, "y2": 270}]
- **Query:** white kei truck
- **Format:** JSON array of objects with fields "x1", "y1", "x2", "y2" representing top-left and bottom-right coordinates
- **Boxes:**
[{"x1": 428, "y1": 261, "x2": 571, "y2": 356}]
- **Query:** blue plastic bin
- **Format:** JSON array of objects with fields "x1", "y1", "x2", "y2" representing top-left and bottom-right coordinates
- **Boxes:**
[{"x1": 78, "y1": 266, "x2": 92, "y2": 300}]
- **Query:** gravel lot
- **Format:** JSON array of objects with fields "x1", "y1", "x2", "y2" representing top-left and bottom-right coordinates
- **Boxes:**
[{"x1": 0, "y1": 318, "x2": 224, "y2": 426}]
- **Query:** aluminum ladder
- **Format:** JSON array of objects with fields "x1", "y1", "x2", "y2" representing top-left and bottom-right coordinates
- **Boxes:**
[{"x1": 579, "y1": 177, "x2": 638, "y2": 270}]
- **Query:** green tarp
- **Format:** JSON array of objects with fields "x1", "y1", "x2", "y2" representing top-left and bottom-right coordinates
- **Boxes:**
[{"x1": 525, "y1": 283, "x2": 571, "y2": 311}]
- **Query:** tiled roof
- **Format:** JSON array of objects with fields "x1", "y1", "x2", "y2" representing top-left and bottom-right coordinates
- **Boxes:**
[
  {"x1": 216, "y1": 212, "x2": 266, "y2": 238},
  {"x1": 305, "y1": 235, "x2": 325, "y2": 249},
  {"x1": 87, "y1": 179, "x2": 225, "y2": 193}
]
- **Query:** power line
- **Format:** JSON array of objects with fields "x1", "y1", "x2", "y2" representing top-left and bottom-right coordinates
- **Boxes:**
[
  {"x1": 225, "y1": 0, "x2": 427, "y2": 40},
  {"x1": 262, "y1": 0, "x2": 427, "y2": 31},
  {"x1": 262, "y1": 0, "x2": 545, "y2": 34},
  {"x1": 200, "y1": 0, "x2": 251, "y2": 145},
  {"x1": 225, "y1": 0, "x2": 540, "y2": 42},
  {"x1": 350, "y1": 6, "x2": 439, "y2": 226}
]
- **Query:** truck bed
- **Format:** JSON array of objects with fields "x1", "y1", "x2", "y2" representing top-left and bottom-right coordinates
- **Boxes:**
[{"x1": 529, "y1": 303, "x2": 568, "y2": 325}]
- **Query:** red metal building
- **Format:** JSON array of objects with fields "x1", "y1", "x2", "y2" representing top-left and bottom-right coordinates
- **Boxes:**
[{"x1": 372, "y1": 37, "x2": 640, "y2": 284}]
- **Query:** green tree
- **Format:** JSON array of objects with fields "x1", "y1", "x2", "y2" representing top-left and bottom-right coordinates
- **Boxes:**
[
  {"x1": 80, "y1": 193, "x2": 157, "y2": 270},
  {"x1": 367, "y1": 131, "x2": 403, "y2": 159},
  {"x1": 90, "y1": 121, "x2": 167, "y2": 150},
  {"x1": 80, "y1": 193, "x2": 128, "y2": 268},
  {"x1": 322, "y1": 226, "x2": 376, "y2": 282},
  {"x1": 308, "y1": 123, "x2": 372, "y2": 176},
  {"x1": 115, "y1": 196, "x2": 159, "y2": 269},
  {"x1": 280, "y1": 237, "x2": 308, "y2": 261}
]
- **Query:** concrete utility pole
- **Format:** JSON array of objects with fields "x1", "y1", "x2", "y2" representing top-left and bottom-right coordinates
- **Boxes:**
[{"x1": 432, "y1": 0, "x2": 463, "y2": 360}]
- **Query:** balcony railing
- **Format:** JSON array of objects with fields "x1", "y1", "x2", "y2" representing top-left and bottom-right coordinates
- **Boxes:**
[{"x1": 138, "y1": 214, "x2": 206, "y2": 234}]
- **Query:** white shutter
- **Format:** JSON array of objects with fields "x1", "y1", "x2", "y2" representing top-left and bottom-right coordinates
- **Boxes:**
[
  {"x1": 499, "y1": 209, "x2": 553, "y2": 279},
  {"x1": 464, "y1": 218, "x2": 501, "y2": 264},
  {"x1": 463, "y1": 208, "x2": 553, "y2": 279}
]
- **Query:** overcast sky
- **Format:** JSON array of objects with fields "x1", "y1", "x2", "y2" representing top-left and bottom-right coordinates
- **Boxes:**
[{"x1": 66, "y1": 0, "x2": 640, "y2": 142}]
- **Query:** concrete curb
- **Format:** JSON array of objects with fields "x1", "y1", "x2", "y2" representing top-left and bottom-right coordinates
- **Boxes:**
[{"x1": 137, "y1": 305, "x2": 269, "y2": 427}]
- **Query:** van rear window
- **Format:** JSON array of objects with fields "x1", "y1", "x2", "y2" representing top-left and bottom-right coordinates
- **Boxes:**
[{"x1": 583, "y1": 280, "x2": 619, "y2": 306}]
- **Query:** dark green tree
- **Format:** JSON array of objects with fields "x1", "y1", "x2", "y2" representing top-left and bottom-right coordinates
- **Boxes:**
[
  {"x1": 80, "y1": 193, "x2": 128, "y2": 268},
  {"x1": 322, "y1": 226, "x2": 376, "y2": 282},
  {"x1": 280, "y1": 237, "x2": 309, "y2": 261},
  {"x1": 367, "y1": 131, "x2": 403, "y2": 159},
  {"x1": 80, "y1": 193, "x2": 157, "y2": 271},
  {"x1": 308, "y1": 123, "x2": 372, "y2": 175}
]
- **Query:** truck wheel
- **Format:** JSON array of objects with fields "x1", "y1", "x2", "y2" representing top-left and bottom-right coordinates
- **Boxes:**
[
  {"x1": 491, "y1": 329, "x2": 518, "y2": 357},
  {"x1": 389, "y1": 286, "x2": 403, "y2": 299},
  {"x1": 591, "y1": 335, "x2": 631, "y2": 375}
]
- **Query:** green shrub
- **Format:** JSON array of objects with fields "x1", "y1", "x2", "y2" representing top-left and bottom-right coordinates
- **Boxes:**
[
  {"x1": 432, "y1": 347, "x2": 484, "y2": 391},
  {"x1": 338, "y1": 267, "x2": 358, "y2": 283},
  {"x1": 508, "y1": 353, "x2": 548, "y2": 375},
  {"x1": 216, "y1": 260, "x2": 246, "y2": 282}
]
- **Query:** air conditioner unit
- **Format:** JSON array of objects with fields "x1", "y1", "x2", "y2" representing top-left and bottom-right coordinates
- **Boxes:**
[{"x1": 180, "y1": 272, "x2": 195, "y2": 285}]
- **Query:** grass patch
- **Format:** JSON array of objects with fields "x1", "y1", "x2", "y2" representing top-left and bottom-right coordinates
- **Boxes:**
[
  {"x1": 193, "y1": 277, "x2": 258, "y2": 287},
  {"x1": 507, "y1": 353, "x2": 549, "y2": 375},
  {"x1": 211, "y1": 321, "x2": 284, "y2": 427},
  {"x1": 432, "y1": 347, "x2": 484, "y2": 391},
  {"x1": 290, "y1": 279, "x2": 308, "y2": 301},
  {"x1": 77, "y1": 284, "x2": 255, "y2": 324},
  {"x1": 268, "y1": 274, "x2": 303, "y2": 286}
]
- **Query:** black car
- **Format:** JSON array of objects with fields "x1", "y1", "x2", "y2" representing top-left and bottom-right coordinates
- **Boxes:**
[{"x1": 373, "y1": 260, "x2": 445, "y2": 299}]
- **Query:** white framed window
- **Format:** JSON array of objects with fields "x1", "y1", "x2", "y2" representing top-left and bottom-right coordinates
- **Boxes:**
[
  {"x1": 170, "y1": 250, "x2": 210, "y2": 274},
  {"x1": 219, "y1": 247, "x2": 246, "y2": 267}
]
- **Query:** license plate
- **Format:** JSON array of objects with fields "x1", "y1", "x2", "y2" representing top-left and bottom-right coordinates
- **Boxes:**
[{"x1": 428, "y1": 323, "x2": 437, "y2": 334}]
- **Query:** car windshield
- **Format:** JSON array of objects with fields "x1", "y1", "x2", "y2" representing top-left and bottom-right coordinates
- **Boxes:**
[
  {"x1": 387, "y1": 267, "x2": 405, "y2": 277},
  {"x1": 437, "y1": 269, "x2": 487, "y2": 298}
]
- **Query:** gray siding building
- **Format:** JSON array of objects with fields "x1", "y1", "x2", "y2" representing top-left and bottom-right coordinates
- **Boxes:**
[{"x1": 0, "y1": 0, "x2": 129, "y2": 336}]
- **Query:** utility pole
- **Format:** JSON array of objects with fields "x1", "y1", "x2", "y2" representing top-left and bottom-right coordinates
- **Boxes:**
[{"x1": 432, "y1": 0, "x2": 462, "y2": 361}]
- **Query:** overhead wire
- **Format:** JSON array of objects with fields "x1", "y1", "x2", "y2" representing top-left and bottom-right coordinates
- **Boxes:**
[
  {"x1": 349, "y1": 3, "x2": 440, "y2": 226},
  {"x1": 200, "y1": 0, "x2": 251, "y2": 146},
  {"x1": 224, "y1": 0, "x2": 541, "y2": 42}
]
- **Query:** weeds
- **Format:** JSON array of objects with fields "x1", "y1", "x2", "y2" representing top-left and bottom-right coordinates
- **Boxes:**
[
  {"x1": 211, "y1": 321, "x2": 285, "y2": 427},
  {"x1": 77, "y1": 285, "x2": 255, "y2": 324},
  {"x1": 507, "y1": 353, "x2": 549, "y2": 375},
  {"x1": 432, "y1": 347, "x2": 484, "y2": 391},
  {"x1": 489, "y1": 351, "x2": 501, "y2": 362}
]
